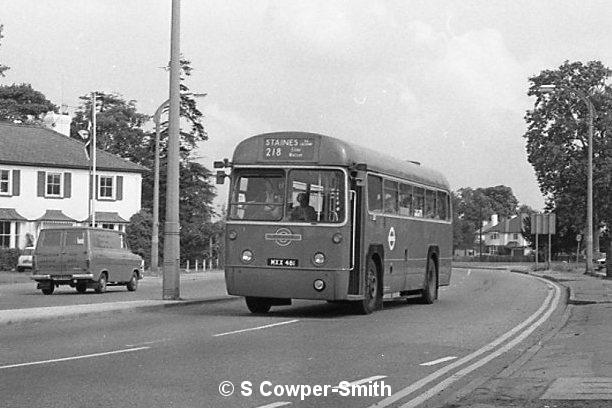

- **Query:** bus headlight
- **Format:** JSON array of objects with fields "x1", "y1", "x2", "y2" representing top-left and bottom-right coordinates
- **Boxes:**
[
  {"x1": 313, "y1": 252, "x2": 326, "y2": 266},
  {"x1": 228, "y1": 230, "x2": 238, "y2": 240},
  {"x1": 313, "y1": 279, "x2": 325, "y2": 291},
  {"x1": 332, "y1": 233, "x2": 343, "y2": 244},
  {"x1": 241, "y1": 250, "x2": 253, "y2": 263}
]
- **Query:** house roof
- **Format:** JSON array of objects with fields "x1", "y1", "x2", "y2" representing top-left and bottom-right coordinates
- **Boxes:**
[
  {"x1": 486, "y1": 214, "x2": 527, "y2": 234},
  {"x1": 82, "y1": 211, "x2": 128, "y2": 224},
  {"x1": 0, "y1": 122, "x2": 147, "y2": 173},
  {"x1": 0, "y1": 208, "x2": 27, "y2": 221},
  {"x1": 36, "y1": 209, "x2": 76, "y2": 222}
]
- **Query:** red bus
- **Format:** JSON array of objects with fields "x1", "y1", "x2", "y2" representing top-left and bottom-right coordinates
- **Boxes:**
[{"x1": 215, "y1": 132, "x2": 452, "y2": 314}]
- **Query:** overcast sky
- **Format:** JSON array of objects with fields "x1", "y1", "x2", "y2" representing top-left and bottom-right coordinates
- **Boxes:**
[{"x1": 2, "y1": 0, "x2": 611, "y2": 211}]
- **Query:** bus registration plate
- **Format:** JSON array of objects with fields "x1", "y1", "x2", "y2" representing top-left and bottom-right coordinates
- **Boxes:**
[{"x1": 267, "y1": 258, "x2": 299, "y2": 267}]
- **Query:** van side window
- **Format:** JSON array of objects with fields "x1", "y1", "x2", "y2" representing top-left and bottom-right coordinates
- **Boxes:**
[
  {"x1": 367, "y1": 175, "x2": 383, "y2": 212},
  {"x1": 40, "y1": 230, "x2": 62, "y2": 247},
  {"x1": 65, "y1": 230, "x2": 86, "y2": 246}
]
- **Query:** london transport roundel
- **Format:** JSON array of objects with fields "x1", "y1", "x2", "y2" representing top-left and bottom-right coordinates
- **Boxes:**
[{"x1": 388, "y1": 227, "x2": 396, "y2": 251}]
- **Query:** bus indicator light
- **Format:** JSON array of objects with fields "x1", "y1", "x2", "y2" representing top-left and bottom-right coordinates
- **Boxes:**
[
  {"x1": 332, "y1": 233, "x2": 343, "y2": 244},
  {"x1": 228, "y1": 230, "x2": 238, "y2": 240},
  {"x1": 241, "y1": 250, "x2": 253, "y2": 263},
  {"x1": 313, "y1": 252, "x2": 326, "y2": 266}
]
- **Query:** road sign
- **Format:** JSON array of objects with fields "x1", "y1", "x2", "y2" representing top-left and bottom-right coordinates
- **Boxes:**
[{"x1": 530, "y1": 213, "x2": 556, "y2": 235}]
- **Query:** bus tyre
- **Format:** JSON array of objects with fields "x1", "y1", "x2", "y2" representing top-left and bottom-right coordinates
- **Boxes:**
[
  {"x1": 420, "y1": 258, "x2": 438, "y2": 304},
  {"x1": 95, "y1": 273, "x2": 108, "y2": 294},
  {"x1": 356, "y1": 258, "x2": 381, "y2": 314},
  {"x1": 245, "y1": 297, "x2": 272, "y2": 314}
]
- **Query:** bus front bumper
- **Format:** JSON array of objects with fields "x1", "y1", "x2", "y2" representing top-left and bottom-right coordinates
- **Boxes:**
[{"x1": 224, "y1": 266, "x2": 353, "y2": 301}]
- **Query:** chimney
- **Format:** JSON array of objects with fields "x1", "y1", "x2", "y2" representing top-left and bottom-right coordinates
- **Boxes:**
[
  {"x1": 491, "y1": 214, "x2": 499, "y2": 225},
  {"x1": 42, "y1": 109, "x2": 72, "y2": 137}
]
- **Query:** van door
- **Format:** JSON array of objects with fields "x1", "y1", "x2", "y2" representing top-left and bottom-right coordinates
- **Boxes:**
[
  {"x1": 63, "y1": 229, "x2": 88, "y2": 275},
  {"x1": 36, "y1": 229, "x2": 64, "y2": 276}
]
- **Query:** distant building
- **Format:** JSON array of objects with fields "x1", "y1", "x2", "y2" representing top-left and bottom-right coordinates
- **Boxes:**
[
  {"x1": 0, "y1": 122, "x2": 147, "y2": 249},
  {"x1": 480, "y1": 214, "x2": 532, "y2": 256}
]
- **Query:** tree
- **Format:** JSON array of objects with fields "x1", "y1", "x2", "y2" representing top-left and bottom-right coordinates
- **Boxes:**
[
  {"x1": 452, "y1": 185, "x2": 522, "y2": 251},
  {"x1": 126, "y1": 210, "x2": 153, "y2": 268},
  {"x1": 0, "y1": 25, "x2": 9, "y2": 77},
  {"x1": 0, "y1": 83, "x2": 57, "y2": 123},
  {"x1": 70, "y1": 92, "x2": 149, "y2": 162},
  {"x1": 525, "y1": 60, "x2": 612, "y2": 268}
]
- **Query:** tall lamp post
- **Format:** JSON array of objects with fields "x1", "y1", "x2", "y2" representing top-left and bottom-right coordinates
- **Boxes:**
[
  {"x1": 539, "y1": 84, "x2": 594, "y2": 274},
  {"x1": 151, "y1": 93, "x2": 206, "y2": 276}
]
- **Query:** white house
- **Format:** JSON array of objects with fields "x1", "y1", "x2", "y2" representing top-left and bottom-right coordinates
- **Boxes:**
[
  {"x1": 481, "y1": 214, "x2": 532, "y2": 256},
  {"x1": 0, "y1": 122, "x2": 147, "y2": 249}
]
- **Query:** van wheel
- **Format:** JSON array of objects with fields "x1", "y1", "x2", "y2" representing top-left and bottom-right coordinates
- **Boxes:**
[
  {"x1": 76, "y1": 283, "x2": 87, "y2": 293},
  {"x1": 354, "y1": 258, "x2": 381, "y2": 314},
  {"x1": 41, "y1": 284, "x2": 54, "y2": 295},
  {"x1": 420, "y1": 257, "x2": 438, "y2": 304},
  {"x1": 245, "y1": 297, "x2": 272, "y2": 314},
  {"x1": 126, "y1": 272, "x2": 139, "y2": 292},
  {"x1": 95, "y1": 273, "x2": 108, "y2": 294}
]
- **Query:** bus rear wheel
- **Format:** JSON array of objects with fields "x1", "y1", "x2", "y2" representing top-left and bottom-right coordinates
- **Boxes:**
[
  {"x1": 355, "y1": 258, "x2": 381, "y2": 314},
  {"x1": 420, "y1": 257, "x2": 438, "y2": 304},
  {"x1": 245, "y1": 297, "x2": 272, "y2": 314}
]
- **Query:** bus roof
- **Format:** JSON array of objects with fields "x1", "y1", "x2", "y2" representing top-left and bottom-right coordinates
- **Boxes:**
[{"x1": 232, "y1": 132, "x2": 450, "y2": 190}]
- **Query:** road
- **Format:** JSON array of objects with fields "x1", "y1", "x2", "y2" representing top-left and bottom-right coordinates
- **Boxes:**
[{"x1": 0, "y1": 268, "x2": 562, "y2": 408}]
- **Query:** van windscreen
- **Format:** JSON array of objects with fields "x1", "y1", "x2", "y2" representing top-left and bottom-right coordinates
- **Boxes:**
[{"x1": 39, "y1": 230, "x2": 62, "y2": 247}]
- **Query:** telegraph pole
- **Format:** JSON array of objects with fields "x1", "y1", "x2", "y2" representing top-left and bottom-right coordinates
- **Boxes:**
[{"x1": 162, "y1": 0, "x2": 181, "y2": 299}]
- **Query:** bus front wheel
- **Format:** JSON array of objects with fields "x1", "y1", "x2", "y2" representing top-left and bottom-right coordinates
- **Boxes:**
[
  {"x1": 245, "y1": 297, "x2": 272, "y2": 314},
  {"x1": 420, "y1": 258, "x2": 438, "y2": 304},
  {"x1": 355, "y1": 258, "x2": 381, "y2": 314}
]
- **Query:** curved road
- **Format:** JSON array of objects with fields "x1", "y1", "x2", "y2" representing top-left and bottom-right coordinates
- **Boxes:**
[{"x1": 0, "y1": 268, "x2": 562, "y2": 408}]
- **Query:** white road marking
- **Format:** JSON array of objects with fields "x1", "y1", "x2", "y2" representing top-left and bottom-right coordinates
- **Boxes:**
[
  {"x1": 399, "y1": 280, "x2": 562, "y2": 408},
  {"x1": 467, "y1": 269, "x2": 472, "y2": 276},
  {"x1": 125, "y1": 339, "x2": 168, "y2": 347},
  {"x1": 348, "y1": 375, "x2": 388, "y2": 386},
  {"x1": 255, "y1": 402, "x2": 292, "y2": 408},
  {"x1": 419, "y1": 356, "x2": 457, "y2": 366},
  {"x1": 213, "y1": 319, "x2": 299, "y2": 337},
  {"x1": 0, "y1": 346, "x2": 151, "y2": 370},
  {"x1": 369, "y1": 278, "x2": 560, "y2": 408}
]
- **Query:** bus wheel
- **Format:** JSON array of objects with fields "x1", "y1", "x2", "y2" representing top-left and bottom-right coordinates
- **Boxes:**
[
  {"x1": 245, "y1": 297, "x2": 272, "y2": 314},
  {"x1": 420, "y1": 258, "x2": 438, "y2": 304},
  {"x1": 355, "y1": 258, "x2": 381, "y2": 314}
]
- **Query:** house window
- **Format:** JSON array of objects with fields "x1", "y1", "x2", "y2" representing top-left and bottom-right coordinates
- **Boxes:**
[
  {"x1": 46, "y1": 172, "x2": 62, "y2": 196},
  {"x1": 491, "y1": 232, "x2": 499, "y2": 240},
  {"x1": 513, "y1": 233, "x2": 519, "y2": 240},
  {"x1": 0, "y1": 169, "x2": 10, "y2": 195},
  {"x1": 99, "y1": 176, "x2": 114, "y2": 199},
  {"x1": 101, "y1": 223, "x2": 116, "y2": 230},
  {"x1": 0, "y1": 221, "x2": 10, "y2": 248}
]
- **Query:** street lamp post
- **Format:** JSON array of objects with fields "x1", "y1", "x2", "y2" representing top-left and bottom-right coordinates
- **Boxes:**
[
  {"x1": 151, "y1": 93, "x2": 206, "y2": 277},
  {"x1": 539, "y1": 84, "x2": 594, "y2": 274}
]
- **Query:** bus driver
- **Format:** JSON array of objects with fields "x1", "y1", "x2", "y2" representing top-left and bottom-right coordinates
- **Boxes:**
[{"x1": 291, "y1": 192, "x2": 316, "y2": 221}]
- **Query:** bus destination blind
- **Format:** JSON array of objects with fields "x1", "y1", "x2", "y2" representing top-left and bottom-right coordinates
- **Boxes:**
[{"x1": 263, "y1": 137, "x2": 317, "y2": 161}]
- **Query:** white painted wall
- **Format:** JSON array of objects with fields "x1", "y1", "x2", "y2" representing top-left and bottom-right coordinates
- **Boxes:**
[{"x1": 0, "y1": 163, "x2": 142, "y2": 248}]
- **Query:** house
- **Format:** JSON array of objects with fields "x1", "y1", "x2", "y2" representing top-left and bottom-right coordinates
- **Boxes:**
[
  {"x1": 0, "y1": 122, "x2": 147, "y2": 249},
  {"x1": 481, "y1": 214, "x2": 532, "y2": 256}
]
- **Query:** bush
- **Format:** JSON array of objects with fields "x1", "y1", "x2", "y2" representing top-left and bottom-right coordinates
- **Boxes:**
[{"x1": 0, "y1": 248, "x2": 20, "y2": 271}]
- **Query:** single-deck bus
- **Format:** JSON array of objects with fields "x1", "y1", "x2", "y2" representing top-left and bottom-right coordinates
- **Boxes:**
[{"x1": 215, "y1": 132, "x2": 452, "y2": 314}]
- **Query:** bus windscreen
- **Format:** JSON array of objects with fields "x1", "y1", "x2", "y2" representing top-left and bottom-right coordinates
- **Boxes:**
[{"x1": 229, "y1": 169, "x2": 345, "y2": 223}]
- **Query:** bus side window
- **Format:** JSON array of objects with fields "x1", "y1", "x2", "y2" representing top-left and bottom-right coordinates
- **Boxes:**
[
  {"x1": 367, "y1": 175, "x2": 383, "y2": 213},
  {"x1": 437, "y1": 191, "x2": 449, "y2": 220},
  {"x1": 425, "y1": 189, "x2": 436, "y2": 218},
  {"x1": 413, "y1": 187, "x2": 424, "y2": 217},
  {"x1": 383, "y1": 180, "x2": 398, "y2": 214},
  {"x1": 399, "y1": 183, "x2": 412, "y2": 216}
]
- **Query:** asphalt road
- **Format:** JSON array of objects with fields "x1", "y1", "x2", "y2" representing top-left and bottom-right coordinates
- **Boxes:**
[{"x1": 0, "y1": 268, "x2": 562, "y2": 408}]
